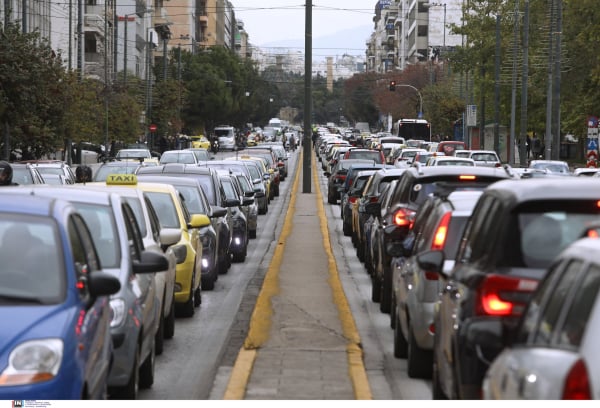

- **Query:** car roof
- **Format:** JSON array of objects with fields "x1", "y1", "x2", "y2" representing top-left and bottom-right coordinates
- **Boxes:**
[
  {"x1": 485, "y1": 177, "x2": 600, "y2": 203},
  {"x1": 1, "y1": 184, "x2": 114, "y2": 205},
  {"x1": 136, "y1": 163, "x2": 213, "y2": 175},
  {"x1": 0, "y1": 192, "x2": 66, "y2": 216},
  {"x1": 408, "y1": 164, "x2": 512, "y2": 178}
]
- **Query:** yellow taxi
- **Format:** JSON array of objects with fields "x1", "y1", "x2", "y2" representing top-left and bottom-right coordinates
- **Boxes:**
[
  {"x1": 246, "y1": 134, "x2": 258, "y2": 147},
  {"x1": 136, "y1": 178, "x2": 211, "y2": 318},
  {"x1": 191, "y1": 135, "x2": 211, "y2": 149}
]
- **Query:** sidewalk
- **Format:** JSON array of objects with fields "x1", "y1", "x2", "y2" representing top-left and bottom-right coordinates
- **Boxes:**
[{"x1": 223, "y1": 150, "x2": 372, "y2": 400}]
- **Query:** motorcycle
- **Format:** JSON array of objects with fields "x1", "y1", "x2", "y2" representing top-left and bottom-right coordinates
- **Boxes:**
[{"x1": 211, "y1": 140, "x2": 219, "y2": 154}]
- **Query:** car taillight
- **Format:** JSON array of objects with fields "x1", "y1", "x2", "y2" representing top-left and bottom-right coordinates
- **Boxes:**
[
  {"x1": 369, "y1": 196, "x2": 379, "y2": 203},
  {"x1": 424, "y1": 271, "x2": 439, "y2": 281},
  {"x1": 459, "y1": 175, "x2": 476, "y2": 180},
  {"x1": 431, "y1": 211, "x2": 452, "y2": 251},
  {"x1": 562, "y1": 359, "x2": 591, "y2": 399},
  {"x1": 393, "y1": 208, "x2": 416, "y2": 228},
  {"x1": 475, "y1": 274, "x2": 538, "y2": 317},
  {"x1": 349, "y1": 196, "x2": 358, "y2": 204}
]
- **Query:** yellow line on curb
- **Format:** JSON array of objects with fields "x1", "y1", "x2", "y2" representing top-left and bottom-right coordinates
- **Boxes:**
[
  {"x1": 223, "y1": 150, "x2": 302, "y2": 400},
  {"x1": 312, "y1": 153, "x2": 373, "y2": 400}
]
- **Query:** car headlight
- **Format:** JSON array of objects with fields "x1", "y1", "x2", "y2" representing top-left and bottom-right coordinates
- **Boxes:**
[
  {"x1": 0, "y1": 339, "x2": 63, "y2": 385},
  {"x1": 110, "y1": 298, "x2": 126, "y2": 328},
  {"x1": 171, "y1": 244, "x2": 188, "y2": 264}
]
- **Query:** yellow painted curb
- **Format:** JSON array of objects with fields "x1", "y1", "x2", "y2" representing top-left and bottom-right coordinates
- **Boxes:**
[
  {"x1": 312, "y1": 154, "x2": 373, "y2": 400},
  {"x1": 223, "y1": 150, "x2": 302, "y2": 399}
]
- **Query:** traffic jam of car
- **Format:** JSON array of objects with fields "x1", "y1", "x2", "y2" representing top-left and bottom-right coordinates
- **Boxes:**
[
  {"x1": 3, "y1": 123, "x2": 600, "y2": 400},
  {"x1": 315, "y1": 124, "x2": 600, "y2": 400},
  {"x1": 0, "y1": 136, "x2": 295, "y2": 400}
]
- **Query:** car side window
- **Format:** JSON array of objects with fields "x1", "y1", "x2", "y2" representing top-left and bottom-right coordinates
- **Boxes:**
[
  {"x1": 557, "y1": 264, "x2": 600, "y2": 348},
  {"x1": 122, "y1": 203, "x2": 143, "y2": 261},
  {"x1": 531, "y1": 260, "x2": 582, "y2": 346},
  {"x1": 456, "y1": 197, "x2": 493, "y2": 263},
  {"x1": 144, "y1": 196, "x2": 162, "y2": 244}
]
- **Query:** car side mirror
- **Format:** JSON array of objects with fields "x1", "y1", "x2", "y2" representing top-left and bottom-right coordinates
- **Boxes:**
[
  {"x1": 159, "y1": 227, "x2": 182, "y2": 248},
  {"x1": 87, "y1": 271, "x2": 121, "y2": 297},
  {"x1": 415, "y1": 250, "x2": 445, "y2": 277},
  {"x1": 133, "y1": 250, "x2": 170, "y2": 274}
]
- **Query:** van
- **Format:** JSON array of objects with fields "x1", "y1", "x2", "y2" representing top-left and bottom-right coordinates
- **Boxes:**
[{"x1": 214, "y1": 125, "x2": 236, "y2": 150}]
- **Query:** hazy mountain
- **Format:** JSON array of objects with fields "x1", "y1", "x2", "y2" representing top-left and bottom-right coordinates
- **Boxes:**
[{"x1": 257, "y1": 25, "x2": 371, "y2": 60}]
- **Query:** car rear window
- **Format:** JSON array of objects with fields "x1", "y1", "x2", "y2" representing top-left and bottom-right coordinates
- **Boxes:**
[
  {"x1": 499, "y1": 200, "x2": 600, "y2": 269},
  {"x1": 347, "y1": 151, "x2": 384, "y2": 164}
]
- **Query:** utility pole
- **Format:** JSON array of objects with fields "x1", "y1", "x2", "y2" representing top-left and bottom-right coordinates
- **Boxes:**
[
  {"x1": 519, "y1": 0, "x2": 529, "y2": 166},
  {"x1": 303, "y1": 0, "x2": 312, "y2": 193},
  {"x1": 552, "y1": 0, "x2": 562, "y2": 160},
  {"x1": 77, "y1": 0, "x2": 83, "y2": 80},
  {"x1": 494, "y1": 14, "x2": 501, "y2": 156},
  {"x1": 509, "y1": 0, "x2": 520, "y2": 165},
  {"x1": 544, "y1": 0, "x2": 555, "y2": 160},
  {"x1": 68, "y1": 0, "x2": 72, "y2": 70}
]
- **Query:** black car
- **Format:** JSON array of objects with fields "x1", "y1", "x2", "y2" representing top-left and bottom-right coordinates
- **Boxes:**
[
  {"x1": 367, "y1": 165, "x2": 514, "y2": 315},
  {"x1": 136, "y1": 164, "x2": 236, "y2": 274},
  {"x1": 325, "y1": 159, "x2": 376, "y2": 204},
  {"x1": 215, "y1": 170, "x2": 249, "y2": 262},
  {"x1": 417, "y1": 177, "x2": 600, "y2": 399}
]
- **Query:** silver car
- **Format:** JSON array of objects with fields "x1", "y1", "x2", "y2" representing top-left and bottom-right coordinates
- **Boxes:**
[
  {"x1": 392, "y1": 190, "x2": 482, "y2": 378},
  {"x1": 484, "y1": 237, "x2": 600, "y2": 399}
]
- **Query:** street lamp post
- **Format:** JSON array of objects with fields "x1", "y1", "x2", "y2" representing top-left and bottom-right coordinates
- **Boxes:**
[{"x1": 394, "y1": 83, "x2": 423, "y2": 118}]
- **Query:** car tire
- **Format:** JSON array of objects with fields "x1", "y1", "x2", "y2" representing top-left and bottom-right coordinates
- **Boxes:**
[
  {"x1": 249, "y1": 229, "x2": 257, "y2": 239},
  {"x1": 154, "y1": 309, "x2": 165, "y2": 356},
  {"x1": 139, "y1": 340, "x2": 155, "y2": 389},
  {"x1": 194, "y1": 284, "x2": 202, "y2": 307},
  {"x1": 380, "y1": 267, "x2": 392, "y2": 314},
  {"x1": 407, "y1": 325, "x2": 432, "y2": 379},
  {"x1": 342, "y1": 218, "x2": 352, "y2": 236},
  {"x1": 432, "y1": 352, "x2": 448, "y2": 400},
  {"x1": 393, "y1": 311, "x2": 408, "y2": 359},
  {"x1": 112, "y1": 346, "x2": 139, "y2": 399},
  {"x1": 371, "y1": 274, "x2": 381, "y2": 303},
  {"x1": 202, "y1": 273, "x2": 216, "y2": 291},
  {"x1": 164, "y1": 299, "x2": 176, "y2": 339},
  {"x1": 177, "y1": 276, "x2": 195, "y2": 318},
  {"x1": 390, "y1": 294, "x2": 396, "y2": 329}
]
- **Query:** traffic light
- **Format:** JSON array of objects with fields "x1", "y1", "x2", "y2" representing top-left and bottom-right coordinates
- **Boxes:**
[{"x1": 389, "y1": 80, "x2": 396, "y2": 91}]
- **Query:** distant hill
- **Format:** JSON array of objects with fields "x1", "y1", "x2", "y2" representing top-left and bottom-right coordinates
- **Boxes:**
[{"x1": 257, "y1": 24, "x2": 371, "y2": 60}]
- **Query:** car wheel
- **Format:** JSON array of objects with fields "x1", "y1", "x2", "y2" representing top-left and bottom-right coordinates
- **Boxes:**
[
  {"x1": 371, "y1": 274, "x2": 381, "y2": 303},
  {"x1": 380, "y1": 267, "x2": 392, "y2": 314},
  {"x1": 393, "y1": 310, "x2": 408, "y2": 358},
  {"x1": 176, "y1": 276, "x2": 195, "y2": 318},
  {"x1": 154, "y1": 308, "x2": 165, "y2": 356},
  {"x1": 390, "y1": 294, "x2": 396, "y2": 329},
  {"x1": 432, "y1": 351, "x2": 448, "y2": 399},
  {"x1": 194, "y1": 284, "x2": 202, "y2": 307},
  {"x1": 342, "y1": 218, "x2": 352, "y2": 236},
  {"x1": 249, "y1": 229, "x2": 257, "y2": 239},
  {"x1": 111, "y1": 346, "x2": 139, "y2": 399},
  {"x1": 218, "y1": 251, "x2": 229, "y2": 274},
  {"x1": 407, "y1": 325, "x2": 432, "y2": 379},
  {"x1": 164, "y1": 298, "x2": 176, "y2": 339},
  {"x1": 202, "y1": 273, "x2": 215, "y2": 291},
  {"x1": 139, "y1": 339, "x2": 155, "y2": 389}
]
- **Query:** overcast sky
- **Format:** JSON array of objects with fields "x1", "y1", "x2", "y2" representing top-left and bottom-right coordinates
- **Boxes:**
[{"x1": 232, "y1": 1, "x2": 375, "y2": 46}]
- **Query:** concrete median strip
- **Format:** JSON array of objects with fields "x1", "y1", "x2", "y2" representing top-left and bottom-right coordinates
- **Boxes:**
[{"x1": 223, "y1": 149, "x2": 372, "y2": 400}]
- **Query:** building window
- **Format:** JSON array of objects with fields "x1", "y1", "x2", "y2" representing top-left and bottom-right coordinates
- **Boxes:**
[{"x1": 418, "y1": 25, "x2": 428, "y2": 37}]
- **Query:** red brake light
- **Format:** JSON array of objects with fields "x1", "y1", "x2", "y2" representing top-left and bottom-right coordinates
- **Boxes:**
[
  {"x1": 431, "y1": 211, "x2": 452, "y2": 250},
  {"x1": 369, "y1": 196, "x2": 379, "y2": 203},
  {"x1": 562, "y1": 359, "x2": 591, "y2": 399},
  {"x1": 475, "y1": 274, "x2": 538, "y2": 317},
  {"x1": 588, "y1": 229, "x2": 600, "y2": 238},
  {"x1": 349, "y1": 196, "x2": 358, "y2": 204},
  {"x1": 424, "y1": 271, "x2": 439, "y2": 281},
  {"x1": 459, "y1": 175, "x2": 476, "y2": 180},
  {"x1": 393, "y1": 208, "x2": 416, "y2": 228}
]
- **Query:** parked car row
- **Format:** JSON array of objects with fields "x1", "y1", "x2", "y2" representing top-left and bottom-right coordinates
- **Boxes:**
[
  {"x1": 0, "y1": 142, "x2": 291, "y2": 399},
  {"x1": 319, "y1": 142, "x2": 600, "y2": 400}
]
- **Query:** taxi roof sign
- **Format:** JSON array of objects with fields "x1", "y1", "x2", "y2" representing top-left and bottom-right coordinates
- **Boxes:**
[{"x1": 106, "y1": 174, "x2": 138, "y2": 185}]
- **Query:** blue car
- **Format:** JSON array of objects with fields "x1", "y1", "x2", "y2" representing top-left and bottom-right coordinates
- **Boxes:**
[{"x1": 0, "y1": 194, "x2": 120, "y2": 399}]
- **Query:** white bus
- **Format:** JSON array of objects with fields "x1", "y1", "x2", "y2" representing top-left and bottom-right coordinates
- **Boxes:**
[{"x1": 393, "y1": 119, "x2": 431, "y2": 141}]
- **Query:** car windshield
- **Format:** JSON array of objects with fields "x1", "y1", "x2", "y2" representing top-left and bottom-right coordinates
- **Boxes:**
[
  {"x1": 160, "y1": 152, "x2": 196, "y2": 164},
  {"x1": 94, "y1": 164, "x2": 139, "y2": 182},
  {"x1": 116, "y1": 149, "x2": 151, "y2": 159},
  {"x1": 0, "y1": 216, "x2": 65, "y2": 302},
  {"x1": 531, "y1": 162, "x2": 569, "y2": 174},
  {"x1": 73, "y1": 203, "x2": 121, "y2": 269}
]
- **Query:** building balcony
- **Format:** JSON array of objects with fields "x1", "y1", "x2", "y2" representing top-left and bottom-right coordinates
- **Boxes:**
[{"x1": 84, "y1": 15, "x2": 105, "y2": 35}]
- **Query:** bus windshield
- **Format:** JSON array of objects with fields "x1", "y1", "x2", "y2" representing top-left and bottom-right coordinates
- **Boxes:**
[{"x1": 396, "y1": 120, "x2": 431, "y2": 141}]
